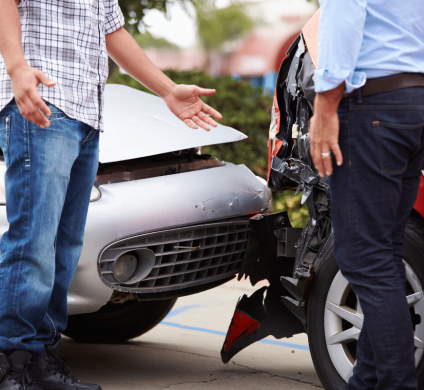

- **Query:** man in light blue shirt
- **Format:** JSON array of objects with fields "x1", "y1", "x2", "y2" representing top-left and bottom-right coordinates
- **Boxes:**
[
  {"x1": 310, "y1": 1, "x2": 424, "y2": 389},
  {"x1": 315, "y1": 1, "x2": 424, "y2": 94}
]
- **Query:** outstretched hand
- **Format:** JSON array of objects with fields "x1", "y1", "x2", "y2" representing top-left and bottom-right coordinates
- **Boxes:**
[{"x1": 163, "y1": 84, "x2": 223, "y2": 131}]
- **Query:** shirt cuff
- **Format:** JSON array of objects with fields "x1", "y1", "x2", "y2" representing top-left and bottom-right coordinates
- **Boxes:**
[
  {"x1": 105, "y1": 6, "x2": 125, "y2": 35},
  {"x1": 314, "y1": 69, "x2": 366, "y2": 93}
]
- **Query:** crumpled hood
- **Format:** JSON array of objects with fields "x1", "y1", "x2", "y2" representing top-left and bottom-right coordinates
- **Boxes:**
[{"x1": 100, "y1": 84, "x2": 247, "y2": 163}]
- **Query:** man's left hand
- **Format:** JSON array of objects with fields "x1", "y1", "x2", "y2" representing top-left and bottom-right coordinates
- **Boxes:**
[
  {"x1": 164, "y1": 85, "x2": 223, "y2": 131},
  {"x1": 310, "y1": 110, "x2": 343, "y2": 177},
  {"x1": 309, "y1": 83, "x2": 345, "y2": 177}
]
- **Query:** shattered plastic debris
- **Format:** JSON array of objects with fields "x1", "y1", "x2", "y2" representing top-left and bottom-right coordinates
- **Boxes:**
[
  {"x1": 220, "y1": 285, "x2": 304, "y2": 364},
  {"x1": 287, "y1": 36, "x2": 306, "y2": 96},
  {"x1": 222, "y1": 309, "x2": 260, "y2": 352},
  {"x1": 271, "y1": 156, "x2": 319, "y2": 204}
]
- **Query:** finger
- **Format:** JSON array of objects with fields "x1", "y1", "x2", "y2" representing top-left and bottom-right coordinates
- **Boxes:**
[
  {"x1": 36, "y1": 99, "x2": 52, "y2": 118},
  {"x1": 17, "y1": 98, "x2": 42, "y2": 127},
  {"x1": 30, "y1": 91, "x2": 52, "y2": 118},
  {"x1": 22, "y1": 97, "x2": 49, "y2": 128},
  {"x1": 330, "y1": 140, "x2": 343, "y2": 167},
  {"x1": 192, "y1": 115, "x2": 210, "y2": 132},
  {"x1": 321, "y1": 150, "x2": 333, "y2": 176},
  {"x1": 16, "y1": 99, "x2": 30, "y2": 122},
  {"x1": 202, "y1": 103, "x2": 222, "y2": 120},
  {"x1": 194, "y1": 86, "x2": 216, "y2": 97},
  {"x1": 36, "y1": 70, "x2": 56, "y2": 87},
  {"x1": 31, "y1": 107, "x2": 49, "y2": 128},
  {"x1": 198, "y1": 111, "x2": 218, "y2": 127},
  {"x1": 183, "y1": 119, "x2": 198, "y2": 130},
  {"x1": 313, "y1": 143, "x2": 326, "y2": 178},
  {"x1": 29, "y1": 96, "x2": 50, "y2": 127}
]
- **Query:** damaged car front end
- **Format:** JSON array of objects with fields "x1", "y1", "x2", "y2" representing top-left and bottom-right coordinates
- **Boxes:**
[{"x1": 0, "y1": 84, "x2": 272, "y2": 344}]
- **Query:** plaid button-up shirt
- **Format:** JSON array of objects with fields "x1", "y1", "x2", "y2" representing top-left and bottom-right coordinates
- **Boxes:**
[{"x1": 0, "y1": 0, "x2": 125, "y2": 131}]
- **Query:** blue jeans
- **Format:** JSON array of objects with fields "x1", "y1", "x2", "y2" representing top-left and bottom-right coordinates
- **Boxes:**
[
  {"x1": 0, "y1": 100, "x2": 99, "y2": 355},
  {"x1": 329, "y1": 87, "x2": 424, "y2": 390}
]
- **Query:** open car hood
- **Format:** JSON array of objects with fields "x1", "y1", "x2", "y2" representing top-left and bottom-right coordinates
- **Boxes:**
[{"x1": 100, "y1": 84, "x2": 247, "y2": 163}]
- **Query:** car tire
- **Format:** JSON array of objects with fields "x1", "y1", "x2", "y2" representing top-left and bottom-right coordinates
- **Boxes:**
[
  {"x1": 63, "y1": 298, "x2": 177, "y2": 343},
  {"x1": 307, "y1": 217, "x2": 424, "y2": 390}
]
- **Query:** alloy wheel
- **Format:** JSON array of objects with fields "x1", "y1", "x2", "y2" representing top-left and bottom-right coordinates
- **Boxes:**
[{"x1": 324, "y1": 261, "x2": 424, "y2": 382}]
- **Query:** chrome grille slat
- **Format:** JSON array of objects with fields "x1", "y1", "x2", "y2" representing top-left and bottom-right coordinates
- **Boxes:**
[
  {"x1": 107, "y1": 227, "x2": 250, "y2": 251},
  {"x1": 142, "y1": 258, "x2": 244, "y2": 281},
  {"x1": 151, "y1": 248, "x2": 245, "y2": 269},
  {"x1": 98, "y1": 219, "x2": 250, "y2": 294},
  {"x1": 151, "y1": 238, "x2": 248, "y2": 258}
]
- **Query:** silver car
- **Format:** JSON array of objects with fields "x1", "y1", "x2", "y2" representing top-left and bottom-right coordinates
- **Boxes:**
[{"x1": 0, "y1": 84, "x2": 272, "y2": 343}]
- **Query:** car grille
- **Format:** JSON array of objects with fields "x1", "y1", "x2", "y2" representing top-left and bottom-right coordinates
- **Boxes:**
[{"x1": 98, "y1": 219, "x2": 250, "y2": 294}]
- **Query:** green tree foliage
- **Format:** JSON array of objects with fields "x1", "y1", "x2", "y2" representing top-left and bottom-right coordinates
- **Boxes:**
[
  {"x1": 107, "y1": 69, "x2": 309, "y2": 227},
  {"x1": 196, "y1": 3, "x2": 254, "y2": 51},
  {"x1": 119, "y1": 0, "x2": 169, "y2": 27},
  {"x1": 133, "y1": 31, "x2": 180, "y2": 50},
  {"x1": 119, "y1": 0, "x2": 205, "y2": 35},
  {"x1": 119, "y1": 0, "x2": 208, "y2": 30}
]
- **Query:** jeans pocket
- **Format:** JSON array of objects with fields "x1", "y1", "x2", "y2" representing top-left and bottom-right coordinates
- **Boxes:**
[
  {"x1": 372, "y1": 121, "x2": 424, "y2": 175},
  {"x1": 0, "y1": 116, "x2": 11, "y2": 166}
]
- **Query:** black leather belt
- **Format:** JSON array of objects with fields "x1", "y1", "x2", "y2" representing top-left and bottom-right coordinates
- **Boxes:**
[{"x1": 343, "y1": 73, "x2": 424, "y2": 98}]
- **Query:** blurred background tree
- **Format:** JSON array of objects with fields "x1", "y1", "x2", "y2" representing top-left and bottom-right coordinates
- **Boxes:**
[
  {"x1": 109, "y1": 0, "x2": 200, "y2": 73},
  {"x1": 119, "y1": 0, "x2": 202, "y2": 33},
  {"x1": 196, "y1": 3, "x2": 254, "y2": 69},
  {"x1": 133, "y1": 30, "x2": 180, "y2": 50},
  {"x1": 108, "y1": 69, "x2": 309, "y2": 227}
]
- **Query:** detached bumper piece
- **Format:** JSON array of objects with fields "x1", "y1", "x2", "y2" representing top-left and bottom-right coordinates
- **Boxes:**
[
  {"x1": 221, "y1": 284, "x2": 304, "y2": 364},
  {"x1": 221, "y1": 193, "x2": 333, "y2": 362},
  {"x1": 220, "y1": 212, "x2": 305, "y2": 363}
]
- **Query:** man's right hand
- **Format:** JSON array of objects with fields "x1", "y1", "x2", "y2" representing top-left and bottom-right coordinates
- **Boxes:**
[{"x1": 9, "y1": 64, "x2": 56, "y2": 128}]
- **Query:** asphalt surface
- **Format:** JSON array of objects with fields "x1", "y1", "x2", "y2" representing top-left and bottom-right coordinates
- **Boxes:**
[{"x1": 61, "y1": 278, "x2": 323, "y2": 390}]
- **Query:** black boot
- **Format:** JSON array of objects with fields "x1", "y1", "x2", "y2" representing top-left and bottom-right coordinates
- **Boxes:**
[
  {"x1": 0, "y1": 350, "x2": 43, "y2": 390},
  {"x1": 31, "y1": 341, "x2": 101, "y2": 390}
]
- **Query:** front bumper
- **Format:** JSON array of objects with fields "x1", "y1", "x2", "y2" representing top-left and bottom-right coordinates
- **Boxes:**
[{"x1": 68, "y1": 163, "x2": 272, "y2": 315}]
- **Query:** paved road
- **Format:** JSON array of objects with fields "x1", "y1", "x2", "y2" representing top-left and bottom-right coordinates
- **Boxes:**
[{"x1": 61, "y1": 278, "x2": 323, "y2": 390}]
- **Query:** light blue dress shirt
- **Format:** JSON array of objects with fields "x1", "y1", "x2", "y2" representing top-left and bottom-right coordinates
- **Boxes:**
[{"x1": 315, "y1": 0, "x2": 424, "y2": 93}]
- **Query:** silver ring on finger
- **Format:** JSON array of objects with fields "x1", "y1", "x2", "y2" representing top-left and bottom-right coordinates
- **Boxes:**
[{"x1": 321, "y1": 152, "x2": 330, "y2": 157}]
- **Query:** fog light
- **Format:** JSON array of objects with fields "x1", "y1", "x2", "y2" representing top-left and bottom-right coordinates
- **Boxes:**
[
  {"x1": 114, "y1": 253, "x2": 138, "y2": 283},
  {"x1": 112, "y1": 249, "x2": 156, "y2": 285}
]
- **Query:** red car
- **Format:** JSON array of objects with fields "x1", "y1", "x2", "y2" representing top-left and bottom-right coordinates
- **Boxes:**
[{"x1": 221, "y1": 11, "x2": 424, "y2": 390}]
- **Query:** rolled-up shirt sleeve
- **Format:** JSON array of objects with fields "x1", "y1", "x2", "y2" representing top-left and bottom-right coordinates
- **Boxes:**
[
  {"x1": 315, "y1": 0, "x2": 367, "y2": 93},
  {"x1": 105, "y1": 0, "x2": 125, "y2": 35}
]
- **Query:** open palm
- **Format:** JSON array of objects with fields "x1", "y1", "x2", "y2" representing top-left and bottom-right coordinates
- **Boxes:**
[{"x1": 164, "y1": 84, "x2": 223, "y2": 131}]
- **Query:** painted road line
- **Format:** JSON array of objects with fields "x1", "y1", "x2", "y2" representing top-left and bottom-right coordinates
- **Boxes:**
[
  {"x1": 165, "y1": 305, "x2": 200, "y2": 318},
  {"x1": 160, "y1": 321, "x2": 310, "y2": 351}
]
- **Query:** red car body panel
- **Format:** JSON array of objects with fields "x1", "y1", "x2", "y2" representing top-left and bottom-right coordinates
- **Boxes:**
[{"x1": 414, "y1": 176, "x2": 424, "y2": 218}]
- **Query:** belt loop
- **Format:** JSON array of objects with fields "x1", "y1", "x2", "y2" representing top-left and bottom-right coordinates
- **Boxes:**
[{"x1": 357, "y1": 88, "x2": 363, "y2": 104}]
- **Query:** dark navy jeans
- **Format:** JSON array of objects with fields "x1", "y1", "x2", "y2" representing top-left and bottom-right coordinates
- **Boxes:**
[
  {"x1": 0, "y1": 100, "x2": 99, "y2": 355},
  {"x1": 329, "y1": 87, "x2": 424, "y2": 390}
]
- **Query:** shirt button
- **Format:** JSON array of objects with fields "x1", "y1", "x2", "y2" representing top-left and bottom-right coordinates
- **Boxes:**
[{"x1": 5, "y1": 118, "x2": 9, "y2": 123}]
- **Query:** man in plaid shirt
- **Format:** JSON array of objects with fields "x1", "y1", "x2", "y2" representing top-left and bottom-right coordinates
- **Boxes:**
[{"x1": 0, "y1": 0, "x2": 222, "y2": 389}]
